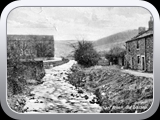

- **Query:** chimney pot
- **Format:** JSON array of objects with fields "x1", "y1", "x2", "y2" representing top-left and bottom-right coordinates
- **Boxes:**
[
  {"x1": 138, "y1": 27, "x2": 146, "y2": 34},
  {"x1": 148, "y1": 16, "x2": 153, "y2": 30}
]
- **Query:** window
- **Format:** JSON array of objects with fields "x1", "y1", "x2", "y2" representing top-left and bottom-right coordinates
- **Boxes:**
[
  {"x1": 137, "y1": 55, "x2": 140, "y2": 64},
  {"x1": 128, "y1": 48, "x2": 130, "y2": 52},
  {"x1": 137, "y1": 40, "x2": 139, "y2": 49},
  {"x1": 127, "y1": 44, "x2": 130, "y2": 52}
]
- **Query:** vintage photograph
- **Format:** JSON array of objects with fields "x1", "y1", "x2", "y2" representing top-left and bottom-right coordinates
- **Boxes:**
[{"x1": 7, "y1": 7, "x2": 153, "y2": 113}]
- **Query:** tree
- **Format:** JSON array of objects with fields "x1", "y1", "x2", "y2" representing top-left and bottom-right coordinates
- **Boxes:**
[
  {"x1": 71, "y1": 40, "x2": 100, "y2": 67},
  {"x1": 35, "y1": 42, "x2": 54, "y2": 58},
  {"x1": 105, "y1": 46, "x2": 126, "y2": 65}
]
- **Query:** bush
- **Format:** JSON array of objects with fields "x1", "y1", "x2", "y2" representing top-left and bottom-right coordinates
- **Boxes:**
[
  {"x1": 35, "y1": 42, "x2": 54, "y2": 58},
  {"x1": 67, "y1": 70, "x2": 86, "y2": 88},
  {"x1": 105, "y1": 46, "x2": 126, "y2": 65},
  {"x1": 7, "y1": 65, "x2": 28, "y2": 96},
  {"x1": 72, "y1": 41, "x2": 100, "y2": 67},
  {"x1": 98, "y1": 57, "x2": 109, "y2": 66}
]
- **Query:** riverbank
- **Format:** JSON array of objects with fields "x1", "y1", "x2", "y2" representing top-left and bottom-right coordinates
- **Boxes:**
[
  {"x1": 66, "y1": 64, "x2": 153, "y2": 113},
  {"x1": 8, "y1": 60, "x2": 102, "y2": 113},
  {"x1": 7, "y1": 61, "x2": 153, "y2": 113}
]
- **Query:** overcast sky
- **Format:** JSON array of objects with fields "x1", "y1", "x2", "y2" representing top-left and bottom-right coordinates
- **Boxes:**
[{"x1": 7, "y1": 7, "x2": 152, "y2": 41}]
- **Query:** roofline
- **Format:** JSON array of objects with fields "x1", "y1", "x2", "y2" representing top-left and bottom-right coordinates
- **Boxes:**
[
  {"x1": 126, "y1": 33, "x2": 153, "y2": 43},
  {"x1": 7, "y1": 34, "x2": 54, "y2": 41}
]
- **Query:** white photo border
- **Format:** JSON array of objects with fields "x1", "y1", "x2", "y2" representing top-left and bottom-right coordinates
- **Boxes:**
[{"x1": 0, "y1": 0, "x2": 160, "y2": 120}]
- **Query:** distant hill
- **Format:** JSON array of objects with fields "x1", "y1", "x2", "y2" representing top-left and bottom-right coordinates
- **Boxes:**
[
  {"x1": 54, "y1": 40, "x2": 77, "y2": 58},
  {"x1": 54, "y1": 29, "x2": 139, "y2": 58},
  {"x1": 93, "y1": 29, "x2": 138, "y2": 52}
]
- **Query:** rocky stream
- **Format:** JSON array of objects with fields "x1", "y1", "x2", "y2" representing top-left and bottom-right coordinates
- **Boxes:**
[{"x1": 22, "y1": 60, "x2": 102, "y2": 113}]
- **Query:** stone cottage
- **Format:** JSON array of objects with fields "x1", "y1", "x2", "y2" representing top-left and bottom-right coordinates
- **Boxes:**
[
  {"x1": 125, "y1": 17, "x2": 153, "y2": 72},
  {"x1": 7, "y1": 35, "x2": 54, "y2": 81}
]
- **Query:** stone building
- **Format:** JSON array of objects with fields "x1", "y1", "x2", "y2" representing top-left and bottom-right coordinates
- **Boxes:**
[
  {"x1": 7, "y1": 35, "x2": 54, "y2": 82},
  {"x1": 125, "y1": 17, "x2": 153, "y2": 72},
  {"x1": 7, "y1": 35, "x2": 54, "y2": 60}
]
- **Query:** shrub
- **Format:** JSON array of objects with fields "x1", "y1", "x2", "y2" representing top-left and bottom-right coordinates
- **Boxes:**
[
  {"x1": 98, "y1": 57, "x2": 109, "y2": 66},
  {"x1": 105, "y1": 46, "x2": 126, "y2": 65},
  {"x1": 35, "y1": 42, "x2": 54, "y2": 58},
  {"x1": 72, "y1": 40, "x2": 100, "y2": 67},
  {"x1": 7, "y1": 65, "x2": 28, "y2": 96},
  {"x1": 67, "y1": 70, "x2": 85, "y2": 88}
]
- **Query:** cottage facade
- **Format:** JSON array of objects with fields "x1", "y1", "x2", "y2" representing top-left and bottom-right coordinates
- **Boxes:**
[{"x1": 125, "y1": 17, "x2": 153, "y2": 72}]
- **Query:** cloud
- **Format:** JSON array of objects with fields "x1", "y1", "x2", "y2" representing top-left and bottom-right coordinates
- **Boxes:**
[{"x1": 7, "y1": 7, "x2": 151, "y2": 40}]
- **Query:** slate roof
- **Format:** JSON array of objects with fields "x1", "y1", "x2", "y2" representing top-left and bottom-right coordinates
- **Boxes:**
[{"x1": 126, "y1": 29, "x2": 153, "y2": 43}]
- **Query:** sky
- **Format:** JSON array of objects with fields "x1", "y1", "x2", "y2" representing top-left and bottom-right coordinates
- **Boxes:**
[{"x1": 7, "y1": 7, "x2": 152, "y2": 41}]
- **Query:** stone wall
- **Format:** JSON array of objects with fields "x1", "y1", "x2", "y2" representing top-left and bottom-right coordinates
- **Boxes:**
[
  {"x1": 21, "y1": 61, "x2": 45, "y2": 81},
  {"x1": 7, "y1": 61, "x2": 45, "y2": 82},
  {"x1": 7, "y1": 60, "x2": 45, "y2": 95},
  {"x1": 146, "y1": 36, "x2": 153, "y2": 72}
]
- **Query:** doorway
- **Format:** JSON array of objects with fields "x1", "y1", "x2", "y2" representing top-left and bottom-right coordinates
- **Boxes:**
[
  {"x1": 131, "y1": 57, "x2": 134, "y2": 69},
  {"x1": 141, "y1": 56, "x2": 145, "y2": 71}
]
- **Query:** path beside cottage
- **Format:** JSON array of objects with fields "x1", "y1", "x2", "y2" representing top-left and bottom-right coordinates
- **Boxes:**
[
  {"x1": 121, "y1": 69, "x2": 153, "y2": 78},
  {"x1": 22, "y1": 60, "x2": 101, "y2": 113}
]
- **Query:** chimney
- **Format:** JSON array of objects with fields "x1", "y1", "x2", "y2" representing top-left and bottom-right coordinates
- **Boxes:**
[
  {"x1": 138, "y1": 27, "x2": 146, "y2": 34},
  {"x1": 148, "y1": 16, "x2": 153, "y2": 30}
]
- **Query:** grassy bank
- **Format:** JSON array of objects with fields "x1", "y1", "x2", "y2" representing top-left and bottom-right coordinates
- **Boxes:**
[{"x1": 66, "y1": 64, "x2": 153, "y2": 113}]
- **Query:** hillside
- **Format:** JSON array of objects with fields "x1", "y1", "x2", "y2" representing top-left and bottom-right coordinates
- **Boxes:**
[
  {"x1": 94, "y1": 29, "x2": 138, "y2": 52},
  {"x1": 54, "y1": 40, "x2": 76, "y2": 58},
  {"x1": 54, "y1": 29, "x2": 138, "y2": 58}
]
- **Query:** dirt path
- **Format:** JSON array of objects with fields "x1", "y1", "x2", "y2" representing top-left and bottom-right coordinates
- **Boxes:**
[
  {"x1": 121, "y1": 69, "x2": 153, "y2": 78},
  {"x1": 23, "y1": 60, "x2": 101, "y2": 113}
]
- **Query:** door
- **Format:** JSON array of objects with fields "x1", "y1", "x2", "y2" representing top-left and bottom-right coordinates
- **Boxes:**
[
  {"x1": 131, "y1": 57, "x2": 134, "y2": 69},
  {"x1": 141, "y1": 56, "x2": 145, "y2": 71}
]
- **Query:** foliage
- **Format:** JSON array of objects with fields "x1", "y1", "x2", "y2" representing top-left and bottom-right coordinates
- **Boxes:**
[
  {"x1": 105, "y1": 46, "x2": 126, "y2": 64},
  {"x1": 98, "y1": 57, "x2": 109, "y2": 66},
  {"x1": 71, "y1": 40, "x2": 100, "y2": 67},
  {"x1": 35, "y1": 42, "x2": 54, "y2": 58},
  {"x1": 67, "y1": 64, "x2": 86, "y2": 88}
]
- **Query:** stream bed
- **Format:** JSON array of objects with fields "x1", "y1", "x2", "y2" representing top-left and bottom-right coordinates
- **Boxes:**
[{"x1": 23, "y1": 60, "x2": 102, "y2": 113}]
